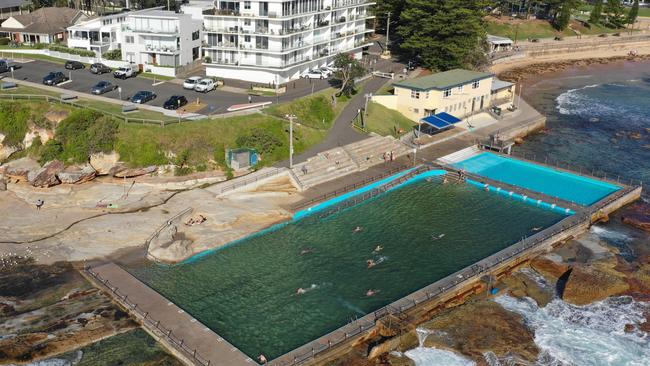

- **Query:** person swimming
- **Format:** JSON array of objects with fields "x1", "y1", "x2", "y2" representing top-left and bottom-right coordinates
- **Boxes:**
[
  {"x1": 532, "y1": 227, "x2": 542, "y2": 231},
  {"x1": 353, "y1": 226, "x2": 363, "y2": 233},
  {"x1": 300, "y1": 247, "x2": 315, "y2": 255},
  {"x1": 367, "y1": 259, "x2": 376, "y2": 268},
  {"x1": 296, "y1": 287, "x2": 306, "y2": 295},
  {"x1": 431, "y1": 233, "x2": 445, "y2": 240},
  {"x1": 373, "y1": 245, "x2": 384, "y2": 253},
  {"x1": 366, "y1": 289, "x2": 380, "y2": 297}
]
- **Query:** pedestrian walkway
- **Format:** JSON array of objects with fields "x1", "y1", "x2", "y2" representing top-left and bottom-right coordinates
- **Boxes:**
[{"x1": 86, "y1": 263, "x2": 253, "y2": 366}]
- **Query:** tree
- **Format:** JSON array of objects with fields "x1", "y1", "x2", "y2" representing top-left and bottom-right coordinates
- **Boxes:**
[
  {"x1": 555, "y1": 0, "x2": 576, "y2": 30},
  {"x1": 605, "y1": 0, "x2": 627, "y2": 28},
  {"x1": 103, "y1": 49, "x2": 121, "y2": 60},
  {"x1": 373, "y1": 0, "x2": 407, "y2": 46},
  {"x1": 398, "y1": 0, "x2": 489, "y2": 71},
  {"x1": 332, "y1": 53, "x2": 365, "y2": 97},
  {"x1": 628, "y1": 0, "x2": 639, "y2": 25},
  {"x1": 589, "y1": 0, "x2": 603, "y2": 24}
]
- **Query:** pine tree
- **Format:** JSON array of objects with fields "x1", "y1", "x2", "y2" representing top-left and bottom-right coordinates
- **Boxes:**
[
  {"x1": 397, "y1": 0, "x2": 489, "y2": 71},
  {"x1": 589, "y1": 0, "x2": 603, "y2": 24},
  {"x1": 628, "y1": 0, "x2": 640, "y2": 25},
  {"x1": 605, "y1": 0, "x2": 627, "y2": 28},
  {"x1": 555, "y1": 0, "x2": 572, "y2": 30}
]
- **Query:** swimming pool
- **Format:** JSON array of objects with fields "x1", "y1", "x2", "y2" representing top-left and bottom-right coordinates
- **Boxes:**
[{"x1": 453, "y1": 152, "x2": 621, "y2": 206}]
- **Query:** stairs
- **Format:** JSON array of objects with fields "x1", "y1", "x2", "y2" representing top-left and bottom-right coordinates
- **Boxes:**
[
  {"x1": 292, "y1": 147, "x2": 357, "y2": 189},
  {"x1": 437, "y1": 146, "x2": 482, "y2": 165},
  {"x1": 345, "y1": 135, "x2": 412, "y2": 171}
]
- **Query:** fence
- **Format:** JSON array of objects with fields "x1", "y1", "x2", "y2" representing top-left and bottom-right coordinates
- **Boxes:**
[
  {"x1": 215, "y1": 167, "x2": 286, "y2": 195},
  {"x1": 84, "y1": 266, "x2": 213, "y2": 366},
  {"x1": 0, "y1": 93, "x2": 200, "y2": 127}
]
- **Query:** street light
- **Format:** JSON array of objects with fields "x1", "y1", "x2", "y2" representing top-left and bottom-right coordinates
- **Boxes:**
[{"x1": 285, "y1": 114, "x2": 296, "y2": 168}]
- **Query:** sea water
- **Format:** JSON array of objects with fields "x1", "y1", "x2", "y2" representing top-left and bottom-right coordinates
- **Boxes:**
[{"x1": 127, "y1": 180, "x2": 563, "y2": 359}]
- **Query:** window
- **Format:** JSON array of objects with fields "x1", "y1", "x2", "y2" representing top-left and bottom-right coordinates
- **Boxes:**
[
  {"x1": 244, "y1": 35, "x2": 251, "y2": 42},
  {"x1": 457, "y1": 85, "x2": 463, "y2": 93},
  {"x1": 244, "y1": 19, "x2": 251, "y2": 26},
  {"x1": 443, "y1": 88, "x2": 452, "y2": 98},
  {"x1": 413, "y1": 108, "x2": 419, "y2": 114},
  {"x1": 244, "y1": 1, "x2": 251, "y2": 9},
  {"x1": 472, "y1": 80, "x2": 480, "y2": 89},
  {"x1": 425, "y1": 91, "x2": 429, "y2": 99},
  {"x1": 411, "y1": 90, "x2": 420, "y2": 99},
  {"x1": 192, "y1": 30, "x2": 199, "y2": 40},
  {"x1": 125, "y1": 36, "x2": 134, "y2": 44}
]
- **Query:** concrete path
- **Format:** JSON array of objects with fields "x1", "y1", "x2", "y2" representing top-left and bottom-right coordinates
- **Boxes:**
[{"x1": 88, "y1": 262, "x2": 253, "y2": 366}]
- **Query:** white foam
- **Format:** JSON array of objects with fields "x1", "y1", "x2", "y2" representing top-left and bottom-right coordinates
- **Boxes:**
[
  {"x1": 405, "y1": 347, "x2": 477, "y2": 366},
  {"x1": 495, "y1": 295, "x2": 650, "y2": 366},
  {"x1": 590, "y1": 225, "x2": 633, "y2": 243}
]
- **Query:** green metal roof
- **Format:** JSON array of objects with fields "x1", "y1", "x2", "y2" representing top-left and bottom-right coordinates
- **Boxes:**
[{"x1": 394, "y1": 69, "x2": 494, "y2": 91}]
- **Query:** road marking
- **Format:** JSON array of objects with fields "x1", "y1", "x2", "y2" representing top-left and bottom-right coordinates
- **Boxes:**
[
  {"x1": 57, "y1": 80, "x2": 72, "y2": 86},
  {"x1": 152, "y1": 81, "x2": 165, "y2": 86}
]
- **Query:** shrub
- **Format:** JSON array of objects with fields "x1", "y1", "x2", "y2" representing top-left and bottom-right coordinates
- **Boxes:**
[
  {"x1": 33, "y1": 43, "x2": 48, "y2": 49},
  {"x1": 39, "y1": 140, "x2": 63, "y2": 164},
  {"x1": 48, "y1": 44, "x2": 95, "y2": 57},
  {"x1": 204, "y1": 56, "x2": 212, "y2": 63},
  {"x1": 213, "y1": 142, "x2": 226, "y2": 167},
  {"x1": 0, "y1": 102, "x2": 30, "y2": 147},
  {"x1": 0, "y1": 38, "x2": 10, "y2": 46},
  {"x1": 235, "y1": 128, "x2": 282, "y2": 154},
  {"x1": 103, "y1": 49, "x2": 122, "y2": 61},
  {"x1": 266, "y1": 94, "x2": 335, "y2": 130},
  {"x1": 116, "y1": 140, "x2": 167, "y2": 167},
  {"x1": 55, "y1": 110, "x2": 119, "y2": 164}
]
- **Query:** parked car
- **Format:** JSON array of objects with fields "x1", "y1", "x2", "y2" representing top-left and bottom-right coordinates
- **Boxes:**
[
  {"x1": 323, "y1": 65, "x2": 339, "y2": 74},
  {"x1": 194, "y1": 78, "x2": 215, "y2": 93},
  {"x1": 90, "y1": 63, "x2": 112, "y2": 74},
  {"x1": 163, "y1": 95, "x2": 188, "y2": 110},
  {"x1": 301, "y1": 69, "x2": 326, "y2": 79},
  {"x1": 0, "y1": 59, "x2": 20, "y2": 73},
  {"x1": 183, "y1": 76, "x2": 202, "y2": 90},
  {"x1": 42, "y1": 71, "x2": 68, "y2": 86},
  {"x1": 113, "y1": 64, "x2": 138, "y2": 79},
  {"x1": 130, "y1": 90, "x2": 156, "y2": 104},
  {"x1": 91, "y1": 81, "x2": 118, "y2": 95},
  {"x1": 319, "y1": 67, "x2": 333, "y2": 77},
  {"x1": 65, "y1": 60, "x2": 85, "y2": 70}
]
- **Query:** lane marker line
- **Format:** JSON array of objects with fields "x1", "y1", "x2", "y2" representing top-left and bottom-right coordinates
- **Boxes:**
[
  {"x1": 57, "y1": 80, "x2": 72, "y2": 86},
  {"x1": 152, "y1": 81, "x2": 165, "y2": 86}
]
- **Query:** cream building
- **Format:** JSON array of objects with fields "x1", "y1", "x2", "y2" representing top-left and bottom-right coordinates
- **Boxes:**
[{"x1": 373, "y1": 69, "x2": 515, "y2": 123}]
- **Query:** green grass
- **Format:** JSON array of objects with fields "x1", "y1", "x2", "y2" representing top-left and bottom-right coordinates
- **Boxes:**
[
  {"x1": 59, "y1": 328, "x2": 182, "y2": 366},
  {"x1": 364, "y1": 102, "x2": 416, "y2": 137},
  {"x1": 137, "y1": 72, "x2": 175, "y2": 81},
  {"x1": 486, "y1": 19, "x2": 623, "y2": 41},
  {"x1": 0, "y1": 50, "x2": 67, "y2": 65}
]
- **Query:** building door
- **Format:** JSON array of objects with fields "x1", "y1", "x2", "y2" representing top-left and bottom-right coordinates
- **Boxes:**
[
  {"x1": 471, "y1": 98, "x2": 476, "y2": 112},
  {"x1": 480, "y1": 95, "x2": 484, "y2": 110}
]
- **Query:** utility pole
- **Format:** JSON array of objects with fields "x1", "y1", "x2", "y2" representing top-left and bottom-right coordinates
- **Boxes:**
[
  {"x1": 363, "y1": 92, "x2": 372, "y2": 116},
  {"x1": 385, "y1": 11, "x2": 391, "y2": 49},
  {"x1": 285, "y1": 114, "x2": 296, "y2": 168}
]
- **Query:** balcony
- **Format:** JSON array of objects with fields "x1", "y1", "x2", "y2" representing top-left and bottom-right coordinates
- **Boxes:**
[
  {"x1": 203, "y1": 1, "x2": 374, "y2": 20},
  {"x1": 122, "y1": 25, "x2": 179, "y2": 34},
  {"x1": 144, "y1": 45, "x2": 180, "y2": 53}
]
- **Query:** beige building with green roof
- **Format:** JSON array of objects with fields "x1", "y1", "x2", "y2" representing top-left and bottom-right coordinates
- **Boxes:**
[{"x1": 372, "y1": 69, "x2": 515, "y2": 123}]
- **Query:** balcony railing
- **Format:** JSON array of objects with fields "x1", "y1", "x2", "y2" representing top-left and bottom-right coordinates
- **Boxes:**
[
  {"x1": 122, "y1": 25, "x2": 179, "y2": 34},
  {"x1": 144, "y1": 45, "x2": 180, "y2": 53},
  {"x1": 204, "y1": 0, "x2": 374, "y2": 20}
]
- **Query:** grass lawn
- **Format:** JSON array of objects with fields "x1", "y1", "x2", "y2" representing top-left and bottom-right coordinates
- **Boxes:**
[
  {"x1": 363, "y1": 101, "x2": 415, "y2": 138},
  {"x1": 486, "y1": 18, "x2": 624, "y2": 40},
  {"x1": 137, "y1": 72, "x2": 175, "y2": 81}
]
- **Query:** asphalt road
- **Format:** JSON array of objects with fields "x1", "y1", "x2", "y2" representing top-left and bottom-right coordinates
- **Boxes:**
[{"x1": 7, "y1": 60, "x2": 335, "y2": 115}]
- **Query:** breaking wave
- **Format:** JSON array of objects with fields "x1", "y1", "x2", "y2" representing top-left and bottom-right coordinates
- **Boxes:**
[{"x1": 405, "y1": 347, "x2": 477, "y2": 366}]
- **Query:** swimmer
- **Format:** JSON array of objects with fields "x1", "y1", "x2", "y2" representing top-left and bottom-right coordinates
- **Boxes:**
[
  {"x1": 431, "y1": 233, "x2": 445, "y2": 240},
  {"x1": 373, "y1": 245, "x2": 384, "y2": 253},
  {"x1": 353, "y1": 226, "x2": 363, "y2": 233},
  {"x1": 366, "y1": 289, "x2": 380, "y2": 297},
  {"x1": 532, "y1": 227, "x2": 542, "y2": 231},
  {"x1": 296, "y1": 287, "x2": 306, "y2": 295},
  {"x1": 300, "y1": 248, "x2": 315, "y2": 255},
  {"x1": 367, "y1": 259, "x2": 377, "y2": 268}
]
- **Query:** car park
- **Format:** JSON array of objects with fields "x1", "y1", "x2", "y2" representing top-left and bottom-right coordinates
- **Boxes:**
[
  {"x1": 163, "y1": 95, "x2": 188, "y2": 110},
  {"x1": 90, "y1": 63, "x2": 112, "y2": 75},
  {"x1": 130, "y1": 90, "x2": 156, "y2": 104},
  {"x1": 42, "y1": 71, "x2": 68, "y2": 85},
  {"x1": 114, "y1": 64, "x2": 138, "y2": 79},
  {"x1": 183, "y1": 76, "x2": 202, "y2": 90},
  {"x1": 91, "y1": 81, "x2": 118, "y2": 95},
  {"x1": 301, "y1": 69, "x2": 326, "y2": 79},
  {"x1": 194, "y1": 78, "x2": 215, "y2": 93},
  {"x1": 65, "y1": 60, "x2": 85, "y2": 70}
]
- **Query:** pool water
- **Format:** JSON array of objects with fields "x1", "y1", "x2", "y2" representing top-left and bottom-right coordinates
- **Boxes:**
[
  {"x1": 453, "y1": 152, "x2": 620, "y2": 206},
  {"x1": 126, "y1": 180, "x2": 564, "y2": 360}
]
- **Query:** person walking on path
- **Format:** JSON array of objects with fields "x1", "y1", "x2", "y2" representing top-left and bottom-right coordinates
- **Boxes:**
[
  {"x1": 35, "y1": 199, "x2": 44, "y2": 211},
  {"x1": 248, "y1": 95, "x2": 252, "y2": 103}
]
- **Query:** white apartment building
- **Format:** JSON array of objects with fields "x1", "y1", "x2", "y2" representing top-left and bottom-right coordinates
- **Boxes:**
[
  {"x1": 67, "y1": 11, "x2": 132, "y2": 56},
  {"x1": 121, "y1": 9, "x2": 202, "y2": 68},
  {"x1": 201, "y1": 0, "x2": 375, "y2": 83}
]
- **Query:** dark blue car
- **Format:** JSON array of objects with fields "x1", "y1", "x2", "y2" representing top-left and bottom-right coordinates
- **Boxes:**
[{"x1": 130, "y1": 90, "x2": 156, "y2": 104}]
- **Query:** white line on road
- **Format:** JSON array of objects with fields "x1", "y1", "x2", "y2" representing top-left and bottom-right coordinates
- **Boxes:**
[
  {"x1": 152, "y1": 81, "x2": 166, "y2": 86},
  {"x1": 57, "y1": 80, "x2": 72, "y2": 86}
]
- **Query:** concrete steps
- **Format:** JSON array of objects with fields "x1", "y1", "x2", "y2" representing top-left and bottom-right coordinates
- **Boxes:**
[
  {"x1": 292, "y1": 147, "x2": 357, "y2": 189},
  {"x1": 345, "y1": 135, "x2": 411, "y2": 171},
  {"x1": 437, "y1": 146, "x2": 482, "y2": 165}
]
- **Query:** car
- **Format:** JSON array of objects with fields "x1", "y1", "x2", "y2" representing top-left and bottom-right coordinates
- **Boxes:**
[
  {"x1": 183, "y1": 76, "x2": 202, "y2": 90},
  {"x1": 0, "y1": 59, "x2": 20, "y2": 73},
  {"x1": 91, "y1": 81, "x2": 118, "y2": 95},
  {"x1": 301, "y1": 69, "x2": 326, "y2": 79},
  {"x1": 319, "y1": 67, "x2": 333, "y2": 77},
  {"x1": 194, "y1": 78, "x2": 215, "y2": 93},
  {"x1": 163, "y1": 95, "x2": 188, "y2": 110},
  {"x1": 65, "y1": 60, "x2": 85, "y2": 70},
  {"x1": 42, "y1": 71, "x2": 68, "y2": 86},
  {"x1": 130, "y1": 90, "x2": 156, "y2": 104},
  {"x1": 113, "y1": 64, "x2": 138, "y2": 79},
  {"x1": 90, "y1": 63, "x2": 112, "y2": 74},
  {"x1": 323, "y1": 65, "x2": 339, "y2": 74}
]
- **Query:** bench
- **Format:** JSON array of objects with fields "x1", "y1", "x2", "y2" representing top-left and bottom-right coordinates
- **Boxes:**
[
  {"x1": 60, "y1": 94, "x2": 77, "y2": 101},
  {"x1": 0, "y1": 82, "x2": 17, "y2": 90},
  {"x1": 122, "y1": 103, "x2": 138, "y2": 113}
]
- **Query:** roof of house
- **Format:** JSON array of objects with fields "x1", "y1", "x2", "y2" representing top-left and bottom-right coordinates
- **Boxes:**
[
  {"x1": 491, "y1": 79, "x2": 514, "y2": 91},
  {"x1": 487, "y1": 34, "x2": 513, "y2": 45},
  {"x1": 0, "y1": 7, "x2": 84, "y2": 34},
  {"x1": 394, "y1": 69, "x2": 494, "y2": 91},
  {"x1": 1, "y1": 0, "x2": 31, "y2": 9}
]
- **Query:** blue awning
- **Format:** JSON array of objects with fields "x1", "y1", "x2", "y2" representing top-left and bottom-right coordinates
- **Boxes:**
[{"x1": 420, "y1": 112, "x2": 462, "y2": 130}]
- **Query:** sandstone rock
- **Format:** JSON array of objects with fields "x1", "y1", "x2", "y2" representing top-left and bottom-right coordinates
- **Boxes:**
[
  {"x1": 0, "y1": 174, "x2": 6, "y2": 191},
  {"x1": 90, "y1": 152, "x2": 120, "y2": 176},
  {"x1": 56, "y1": 165, "x2": 96, "y2": 184},
  {"x1": 2, "y1": 157, "x2": 41, "y2": 179},
  {"x1": 562, "y1": 263, "x2": 629, "y2": 306},
  {"x1": 530, "y1": 257, "x2": 569, "y2": 281},
  {"x1": 420, "y1": 301, "x2": 539, "y2": 363},
  {"x1": 44, "y1": 109, "x2": 70, "y2": 124},
  {"x1": 23, "y1": 127, "x2": 53, "y2": 148},
  {"x1": 113, "y1": 165, "x2": 157, "y2": 178},
  {"x1": 29, "y1": 160, "x2": 64, "y2": 188},
  {"x1": 108, "y1": 163, "x2": 127, "y2": 177},
  {"x1": 621, "y1": 203, "x2": 650, "y2": 233},
  {"x1": 514, "y1": 137, "x2": 524, "y2": 144}
]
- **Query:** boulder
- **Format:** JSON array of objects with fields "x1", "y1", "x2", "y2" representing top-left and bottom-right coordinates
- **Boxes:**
[
  {"x1": 114, "y1": 165, "x2": 157, "y2": 178},
  {"x1": 562, "y1": 263, "x2": 629, "y2": 305},
  {"x1": 56, "y1": 165, "x2": 97, "y2": 184},
  {"x1": 2, "y1": 157, "x2": 41, "y2": 179},
  {"x1": 90, "y1": 152, "x2": 120, "y2": 176},
  {"x1": 108, "y1": 163, "x2": 127, "y2": 177},
  {"x1": 29, "y1": 160, "x2": 64, "y2": 188}
]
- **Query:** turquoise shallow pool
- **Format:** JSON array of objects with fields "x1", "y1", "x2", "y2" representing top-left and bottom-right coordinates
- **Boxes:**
[
  {"x1": 126, "y1": 179, "x2": 564, "y2": 360},
  {"x1": 453, "y1": 152, "x2": 620, "y2": 206}
]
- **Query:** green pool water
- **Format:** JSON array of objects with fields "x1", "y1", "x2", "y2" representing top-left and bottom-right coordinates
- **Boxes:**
[{"x1": 126, "y1": 181, "x2": 564, "y2": 359}]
